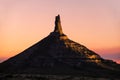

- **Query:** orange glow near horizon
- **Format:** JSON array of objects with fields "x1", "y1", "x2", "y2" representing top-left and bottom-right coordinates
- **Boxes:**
[{"x1": 0, "y1": 0, "x2": 120, "y2": 63}]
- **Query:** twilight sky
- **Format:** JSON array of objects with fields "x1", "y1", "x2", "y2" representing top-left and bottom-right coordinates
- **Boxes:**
[{"x1": 0, "y1": 0, "x2": 120, "y2": 63}]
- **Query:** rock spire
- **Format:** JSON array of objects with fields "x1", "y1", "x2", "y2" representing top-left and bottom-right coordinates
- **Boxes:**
[{"x1": 54, "y1": 15, "x2": 63, "y2": 35}]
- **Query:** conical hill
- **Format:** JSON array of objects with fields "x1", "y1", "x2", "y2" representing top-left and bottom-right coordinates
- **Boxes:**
[{"x1": 0, "y1": 15, "x2": 120, "y2": 78}]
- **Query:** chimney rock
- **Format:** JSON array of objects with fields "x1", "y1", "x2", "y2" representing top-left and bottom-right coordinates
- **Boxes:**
[{"x1": 54, "y1": 15, "x2": 63, "y2": 35}]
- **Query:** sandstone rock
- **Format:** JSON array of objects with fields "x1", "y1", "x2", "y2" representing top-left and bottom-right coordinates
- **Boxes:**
[{"x1": 0, "y1": 15, "x2": 120, "y2": 79}]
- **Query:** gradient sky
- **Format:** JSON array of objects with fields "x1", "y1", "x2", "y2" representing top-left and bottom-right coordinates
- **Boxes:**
[{"x1": 0, "y1": 0, "x2": 120, "y2": 63}]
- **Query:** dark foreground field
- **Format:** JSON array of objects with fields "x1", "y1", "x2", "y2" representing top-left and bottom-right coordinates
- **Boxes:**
[{"x1": 0, "y1": 74, "x2": 119, "y2": 80}]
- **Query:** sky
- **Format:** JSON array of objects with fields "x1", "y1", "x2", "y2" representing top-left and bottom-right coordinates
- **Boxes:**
[{"x1": 0, "y1": 0, "x2": 120, "y2": 63}]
